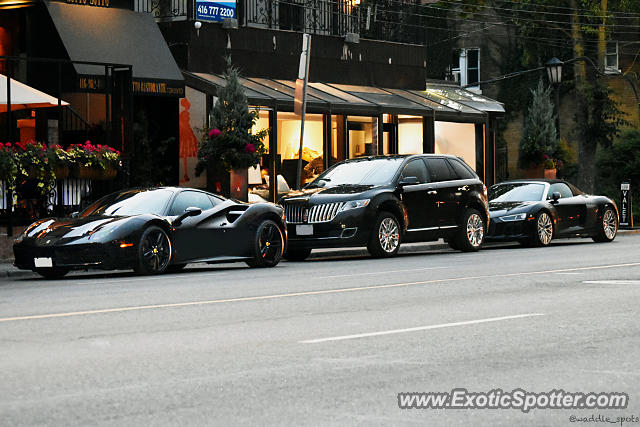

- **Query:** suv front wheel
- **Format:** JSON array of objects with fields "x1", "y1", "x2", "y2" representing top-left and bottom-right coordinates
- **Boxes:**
[
  {"x1": 454, "y1": 208, "x2": 485, "y2": 252},
  {"x1": 368, "y1": 212, "x2": 401, "y2": 258}
]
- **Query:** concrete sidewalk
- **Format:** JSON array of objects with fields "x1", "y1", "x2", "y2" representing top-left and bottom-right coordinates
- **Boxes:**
[{"x1": 2, "y1": 229, "x2": 639, "y2": 279}]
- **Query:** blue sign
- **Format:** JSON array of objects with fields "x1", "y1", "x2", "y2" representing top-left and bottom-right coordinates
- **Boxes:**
[{"x1": 196, "y1": 0, "x2": 236, "y2": 22}]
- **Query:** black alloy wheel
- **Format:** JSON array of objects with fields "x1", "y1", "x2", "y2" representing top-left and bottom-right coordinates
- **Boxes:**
[
  {"x1": 246, "y1": 220, "x2": 284, "y2": 268},
  {"x1": 454, "y1": 208, "x2": 485, "y2": 252},
  {"x1": 135, "y1": 226, "x2": 172, "y2": 275},
  {"x1": 368, "y1": 211, "x2": 401, "y2": 258},
  {"x1": 592, "y1": 207, "x2": 618, "y2": 243},
  {"x1": 35, "y1": 267, "x2": 69, "y2": 279},
  {"x1": 283, "y1": 247, "x2": 312, "y2": 262}
]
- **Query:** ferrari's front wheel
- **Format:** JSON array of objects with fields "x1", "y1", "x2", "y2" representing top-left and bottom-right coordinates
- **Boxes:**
[
  {"x1": 135, "y1": 226, "x2": 172, "y2": 275},
  {"x1": 592, "y1": 207, "x2": 618, "y2": 243},
  {"x1": 246, "y1": 220, "x2": 284, "y2": 268},
  {"x1": 36, "y1": 267, "x2": 69, "y2": 280}
]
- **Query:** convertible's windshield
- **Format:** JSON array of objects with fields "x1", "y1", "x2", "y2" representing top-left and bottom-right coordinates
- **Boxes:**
[
  {"x1": 306, "y1": 158, "x2": 403, "y2": 188},
  {"x1": 489, "y1": 183, "x2": 546, "y2": 202},
  {"x1": 80, "y1": 189, "x2": 174, "y2": 217}
]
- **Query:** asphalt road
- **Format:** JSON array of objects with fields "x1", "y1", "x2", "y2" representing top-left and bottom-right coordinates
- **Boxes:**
[{"x1": 1, "y1": 235, "x2": 640, "y2": 426}]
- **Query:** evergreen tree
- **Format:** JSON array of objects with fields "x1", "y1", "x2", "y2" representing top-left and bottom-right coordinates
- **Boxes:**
[
  {"x1": 518, "y1": 79, "x2": 559, "y2": 168},
  {"x1": 196, "y1": 58, "x2": 267, "y2": 175}
]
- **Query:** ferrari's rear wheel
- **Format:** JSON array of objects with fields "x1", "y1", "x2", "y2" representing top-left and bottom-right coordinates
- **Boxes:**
[
  {"x1": 35, "y1": 267, "x2": 69, "y2": 279},
  {"x1": 246, "y1": 220, "x2": 284, "y2": 268},
  {"x1": 530, "y1": 211, "x2": 553, "y2": 247},
  {"x1": 135, "y1": 226, "x2": 172, "y2": 275},
  {"x1": 592, "y1": 207, "x2": 618, "y2": 243}
]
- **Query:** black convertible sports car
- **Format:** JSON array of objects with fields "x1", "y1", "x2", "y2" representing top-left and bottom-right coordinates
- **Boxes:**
[
  {"x1": 13, "y1": 187, "x2": 287, "y2": 278},
  {"x1": 486, "y1": 179, "x2": 618, "y2": 246}
]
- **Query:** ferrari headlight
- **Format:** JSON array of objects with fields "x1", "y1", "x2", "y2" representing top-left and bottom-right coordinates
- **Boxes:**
[
  {"x1": 500, "y1": 213, "x2": 527, "y2": 222},
  {"x1": 340, "y1": 199, "x2": 370, "y2": 212}
]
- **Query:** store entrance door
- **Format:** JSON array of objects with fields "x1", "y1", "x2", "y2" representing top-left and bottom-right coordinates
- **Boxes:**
[{"x1": 382, "y1": 123, "x2": 398, "y2": 155}]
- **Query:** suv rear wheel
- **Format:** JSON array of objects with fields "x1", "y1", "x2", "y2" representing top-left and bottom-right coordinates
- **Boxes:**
[{"x1": 454, "y1": 208, "x2": 485, "y2": 252}]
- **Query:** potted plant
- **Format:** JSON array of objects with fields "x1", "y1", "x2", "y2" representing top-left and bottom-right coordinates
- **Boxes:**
[
  {"x1": 195, "y1": 59, "x2": 267, "y2": 201},
  {"x1": 66, "y1": 141, "x2": 121, "y2": 180},
  {"x1": 543, "y1": 155, "x2": 557, "y2": 179},
  {"x1": 0, "y1": 142, "x2": 18, "y2": 189},
  {"x1": 47, "y1": 144, "x2": 70, "y2": 179}
]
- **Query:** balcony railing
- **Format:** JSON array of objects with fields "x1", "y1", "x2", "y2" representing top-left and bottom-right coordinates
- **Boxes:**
[
  {"x1": 245, "y1": 0, "x2": 359, "y2": 37},
  {"x1": 135, "y1": 0, "x2": 188, "y2": 21},
  {"x1": 135, "y1": 0, "x2": 430, "y2": 43}
]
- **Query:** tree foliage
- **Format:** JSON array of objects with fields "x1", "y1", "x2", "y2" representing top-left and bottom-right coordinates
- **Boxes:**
[{"x1": 518, "y1": 79, "x2": 559, "y2": 168}]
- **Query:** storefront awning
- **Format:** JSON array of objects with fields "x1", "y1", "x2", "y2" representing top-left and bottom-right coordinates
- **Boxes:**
[
  {"x1": 183, "y1": 71, "x2": 504, "y2": 121},
  {"x1": 45, "y1": 2, "x2": 184, "y2": 97},
  {"x1": 0, "y1": 73, "x2": 69, "y2": 112}
]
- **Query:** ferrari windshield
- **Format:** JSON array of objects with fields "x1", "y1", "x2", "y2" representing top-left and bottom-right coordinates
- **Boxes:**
[
  {"x1": 489, "y1": 183, "x2": 546, "y2": 202},
  {"x1": 80, "y1": 189, "x2": 174, "y2": 217},
  {"x1": 306, "y1": 158, "x2": 404, "y2": 188}
]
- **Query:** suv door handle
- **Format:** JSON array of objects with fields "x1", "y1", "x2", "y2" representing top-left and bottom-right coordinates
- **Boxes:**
[
  {"x1": 427, "y1": 190, "x2": 437, "y2": 195},
  {"x1": 457, "y1": 185, "x2": 469, "y2": 191}
]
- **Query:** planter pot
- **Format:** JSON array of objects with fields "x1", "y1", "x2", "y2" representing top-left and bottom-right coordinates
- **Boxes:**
[
  {"x1": 544, "y1": 168, "x2": 557, "y2": 179},
  {"x1": 53, "y1": 166, "x2": 69, "y2": 179},
  {"x1": 230, "y1": 168, "x2": 249, "y2": 202},
  {"x1": 205, "y1": 165, "x2": 249, "y2": 202},
  {"x1": 74, "y1": 166, "x2": 117, "y2": 180}
]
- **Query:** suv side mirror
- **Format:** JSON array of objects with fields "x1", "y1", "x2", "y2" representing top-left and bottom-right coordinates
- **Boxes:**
[
  {"x1": 551, "y1": 192, "x2": 561, "y2": 202},
  {"x1": 173, "y1": 206, "x2": 202, "y2": 226},
  {"x1": 398, "y1": 176, "x2": 420, "y2": 186}
]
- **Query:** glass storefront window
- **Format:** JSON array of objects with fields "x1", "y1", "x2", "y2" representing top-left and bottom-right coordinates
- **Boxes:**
[
  {"x1": 347, "y1": 116, "x2": 376, "y2": 159},
  {"x1": 435, "y1": 121, "x2": 476, "y2": 170},
  {"x1": 397, "y1": 115, "x2": 423, "y2": 154},
  {"x1": 251, "y1": 108, "x2": 270, "y2": 153},
  {"x1": 277, "y1": 112, "x2": 324, "y2": 188}
]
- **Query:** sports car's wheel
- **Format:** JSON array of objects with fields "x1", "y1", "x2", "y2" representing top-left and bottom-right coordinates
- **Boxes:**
[
  {"x1": 593, "y1": 207, "x2": 618, "y2": 243},
  {"x1": 530, "y1": 211, "x2": 553, "y2": 247},
  {"x1": 368, "y1": 212, "x2": 401, "y2": 258},
  {"x1": 134, "y1": 226, "x2": 172, "y2": 275},
  {"x1": 283, "y1": 247, "x2": 312, "y2": 262},
  {"x1": 246, "y1": 220, "x2": 284, "y2": 268},
  {"x1": 35, "y1": 267, "x2": 69, "y2": 280},
  {"x1": 453, "y1": 208, "x2": 485, "y2": 252}
]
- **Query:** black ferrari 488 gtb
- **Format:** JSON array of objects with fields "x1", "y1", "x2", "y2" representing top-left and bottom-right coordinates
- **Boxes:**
[
  {"x1": 486, "y1": 179, "x2": 618, "y2": 246},
  {"x1": 13, "y1": 187, "x2": 287, "y2": 278}
]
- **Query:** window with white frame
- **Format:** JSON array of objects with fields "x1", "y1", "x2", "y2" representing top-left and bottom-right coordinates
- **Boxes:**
[
  {"x1": 451, "y1": 48, "x2": 481, "y2": 92},
  {"x1": 605, "y1": 41, "x2": 619, "y2": 73}
]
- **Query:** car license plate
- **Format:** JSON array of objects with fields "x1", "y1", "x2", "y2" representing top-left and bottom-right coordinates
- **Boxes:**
[
  {"x1": 34, "y1": 257, "x2": 53, "y2": 268},
  {"x1": 296, "y1": 224, "x2": 313, "y2": 236}
]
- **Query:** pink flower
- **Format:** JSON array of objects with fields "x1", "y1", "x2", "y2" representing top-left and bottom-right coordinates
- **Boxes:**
[
  {"x1": 116, "y1": 150, "x2": 120, "y2": 155},
  {"x1": 209, "y1": 128, "x2": 221, "y2": 138},
  {"x1": 244, "y1": 143, "x2": 255, "y2": 154},
  {"x1": 5, "y1": 142, "x2": 10, "y2": 147}
]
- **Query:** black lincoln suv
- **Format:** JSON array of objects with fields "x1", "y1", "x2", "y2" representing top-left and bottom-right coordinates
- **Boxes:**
[{"x1": 279, "y1": 154, "x2": 489, "y2": 260}]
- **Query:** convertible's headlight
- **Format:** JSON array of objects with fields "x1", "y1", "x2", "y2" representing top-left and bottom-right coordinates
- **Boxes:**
[
  {"x1": 340, "y1": 199, "x2": 370, "y2": 212},
  {"x1": 500, "y1": 213, "x2": 527, "y2": 222}
]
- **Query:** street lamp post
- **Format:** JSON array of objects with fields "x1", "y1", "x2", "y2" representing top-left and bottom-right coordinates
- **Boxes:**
[{"x1": 546, "y1": 57, "x2": 564, "y2": 140}]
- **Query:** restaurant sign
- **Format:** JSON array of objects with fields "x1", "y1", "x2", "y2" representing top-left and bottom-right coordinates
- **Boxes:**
[
  {"x1": 196, "y1": 0, "x2": 236, "y2": 22},
  {"x1": 78, "y1": 76, "x2": 185, "y2": 97}
]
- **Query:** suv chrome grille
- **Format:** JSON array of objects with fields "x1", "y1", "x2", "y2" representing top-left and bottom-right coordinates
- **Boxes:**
[
  {"x1": 283, "y1": 202, "x2": 345, "y2": 224},
  {"x1": 308, "y1": 202, "x2": 345, "y2": 223}
]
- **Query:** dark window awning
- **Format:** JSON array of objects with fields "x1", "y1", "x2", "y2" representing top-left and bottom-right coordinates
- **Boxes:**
[
  {"x1": 45, "y1": 2, "x2": 184, "y2": 97},
  {"x1": 182, "y1": 71, "x2": 504, "y2": 121}
]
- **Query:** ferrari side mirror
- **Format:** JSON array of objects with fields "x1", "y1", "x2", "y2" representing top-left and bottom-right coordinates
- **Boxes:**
[
  {"x1": 70, "y1": 212, "x2": 79, "y2": 218},
  {"x1": 173, "y1": 206, "x2": 202, "y2": 227}
]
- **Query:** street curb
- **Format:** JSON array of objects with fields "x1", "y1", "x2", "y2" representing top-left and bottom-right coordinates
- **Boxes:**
[{"x1": 2, "y1": 230, "x2": 639, "y2": 277}]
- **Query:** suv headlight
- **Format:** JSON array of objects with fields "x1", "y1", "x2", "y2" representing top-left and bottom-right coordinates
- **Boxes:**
[
  {"x1": 340, "y1": 199, "x2": 370, "y2": 212},
  {"x1": 500, "y1": 213, "x2": 527, "y2": 222}
]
